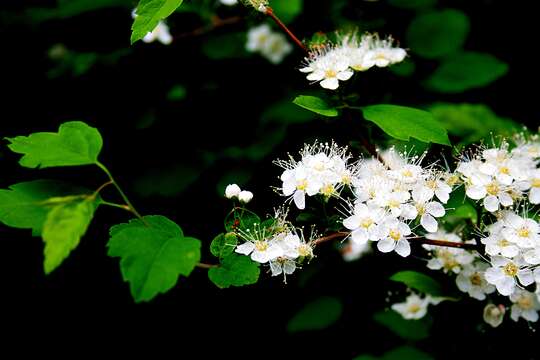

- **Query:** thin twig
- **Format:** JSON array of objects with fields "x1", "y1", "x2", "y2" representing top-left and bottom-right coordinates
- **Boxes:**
[{"x1": 196, "y1": 262, "x2": 219, "y2": 269}]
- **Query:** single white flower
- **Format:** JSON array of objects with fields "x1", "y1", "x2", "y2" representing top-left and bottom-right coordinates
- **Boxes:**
[
  {"x1": 410, "y1": 186, "x2": 446, "y2": 233},
  {"x1": 501, "y1": 213, "x2": 539, "y2": 249},
  {"x1": 391, "y1": 294, "x2": 430, "y2": 320},
  {"x1": 238, "y1": 190, "x2": 254, "y2": 204},
  {"x1": 343, "y1": 203, "x2": 385, "y2": 244},
  {"x1": 509, "y1": 289, "x2": 540, "y2": 322},
  {"x1": 484, "y1": 256, "x2": 534, "y2": 296},
  {"x1": 300, "y1": 49, "x2": 353, "y2": 90},
  {"x1": 219, "y1": 0, "x2": 238, "y2": 5},
  {"x1": 246, "y1": 24, "x2": 272, "y2": 53},
  {"x1": 341, "y1": 239, "x2": 371, "y2": 262},
  {"x1": 225, "y1": 184, "x2": 242, "y2": 199},
  {"x1": 260, "y1": 33, "x2": 292, "y2": 64},
  {"x1": 456, "y1": 262, "x2": 495, "y2": 300},
  {"x1": 235, "y1": 239, "x2": 283, "y2": 264},
  {"x1": 269, "y1": 257, "x2": 297, "y2": 281},
  {"x1": 483, "y1": 304, "x2": 505, "y2": 328},
  {"x1": 376, "y1": 218, "x2": 412, "y2": 257}
]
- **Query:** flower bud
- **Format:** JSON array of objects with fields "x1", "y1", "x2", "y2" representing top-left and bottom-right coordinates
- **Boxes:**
[
  {"x1": 483, "y1": 304, "x2": 505, "y2": 328},
  {"x1": 239, "y1": 190, "x2": 254, "y2": 203},
  {"x1": 225, "y1": 184, "x2": 241, "y2": 199}
]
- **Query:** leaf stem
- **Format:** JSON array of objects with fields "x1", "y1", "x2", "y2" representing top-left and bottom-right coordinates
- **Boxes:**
[
  {"x1": 265, "y1": 7, "x2": 307, "y2": 53},
  {"x1": 101, "y1": 200, "x2": 132, "y2": 212},
  {"x1": 196, "y1": 262, "x2": 219, "y2": 269},
  {"x1": 96, "y1": 162, "x2": 145, "y2": 223}
]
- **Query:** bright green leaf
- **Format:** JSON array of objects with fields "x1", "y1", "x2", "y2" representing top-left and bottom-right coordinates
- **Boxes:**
[
  {"x1": 210, "y1": 233, "x2": 238, "y2": 259},
  {"x1": 0, "y1": 180, "x2": 93, "y2": 236},
  {"x1": 6, "y1": 121, "x2": 103, "y2": 169},
  {"x1": 373, "y1": 310, "x2": 431, "y2": 340},
  {"x1": 208, "y1": 254, "x2": 260, "y2": 288},
  {"x1": 426, "y1": 52, "x2": 508, "y2": 93},
  {"x1": 293, "y1": 96, "x2": 339, "y2": 117},
  {"x1": 108, "y1": 215, "x2": 201, "y2": 302},
  {"x1": 360, "y1": 104, "x2": 450, "y2": 145},
  {"x1": 287, "y1": 296, "x2": 343, "y2": 333},
  {"x1": 131, "y1": 0, "x2": 183, "y2": 44},
  {"x1": 271, "y1": 0, "x2": 303, "y2": 23},
  {"x1": 390, "y1": 270, "x2": 443, "y2": 296},
  {"x1": 42, "y1": 199, "x2": 98, "y2": 274},
  {"x1": 406, "y1": 9, "x2": 470, "y2": 59}
]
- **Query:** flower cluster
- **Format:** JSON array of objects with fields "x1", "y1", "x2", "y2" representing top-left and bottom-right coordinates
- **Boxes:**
[
  {"x1": 300, "y1": 33, "x2": 406, "y2": 89},
  {"x1": 246, "y1": 24, "x2": 293, "y2": 64},
  {"x1": 225, "y1": 183, "x2": 254, "y2": 203},
  {"x1": 275, "y1": 142, "x2": 357, "y2": 210}
]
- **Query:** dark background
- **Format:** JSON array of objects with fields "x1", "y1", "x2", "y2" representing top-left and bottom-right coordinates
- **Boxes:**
[{"x1": 1, "y1": 0, "x2": 539, "y2": 358}]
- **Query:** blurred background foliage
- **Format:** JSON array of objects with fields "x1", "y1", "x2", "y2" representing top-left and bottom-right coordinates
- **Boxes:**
[{"x1": 1, "y1": 0, "x2": 538, "y2": 358}]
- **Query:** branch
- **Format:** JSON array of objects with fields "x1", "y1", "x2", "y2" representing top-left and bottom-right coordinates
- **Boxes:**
[
  {"x1": 196, "y1": 262, "x2": 219, "y2": 269},
  {"x1": 264, "y1": 7, "x2": 307, "y2": 53}
]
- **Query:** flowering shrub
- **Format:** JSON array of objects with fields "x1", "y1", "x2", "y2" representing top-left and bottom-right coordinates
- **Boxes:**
[{"x1": 1, "y1": 0, "x2": 539, "y2": 358}]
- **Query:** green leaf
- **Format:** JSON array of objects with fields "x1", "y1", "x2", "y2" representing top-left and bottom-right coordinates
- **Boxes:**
[
  {"x1": 406, "y1": 9, "x2": 470, "y2": 59},
  {"x1": 287, "y1": 296, "x2": 343, "y2": 333},
  {"x1": 210, "y1": 233, "x2": 238, "y2": 259},
  {"x1": 390, "y1": 270, "x2": 443, "y2": 296},
  {"x1": 373, "y1": 310, "x2": 431, "y2": 340},
  {"x1": 271, "y1": 0, "x2": 303, "y2": 23},
  {"x1": 6, "y1": 121, "x2": 103, "y2": 169},
  {"x1": 354, "y1": 346, "x2": 433, "y2": 360},
  {"x1": 389, "y1": 0, "x2": 436, "y2": 10},
  {"x1": 224, "y1": 208, "x2": 261, "y2": 233},
  {"x1": 108, "y1": 215, "x2": 201, "y2": 302},
  {"x1": 208, "y1": 254, "x2": 260, "y2": 288},
  {"x1": 445, "y1": 188, "x2": 477, "y2": 223},
  {"x1": 167, "y1": 84, "x2": 187, "y2": 101},
  {"x1": 360, "y1": 104, "x2": 450, "y2": 145},
  {"x1": 0, "y1": 180, "x2": 94, "y2": 235},
  {"x1": 429, "y1": 103, "x2": 519, "y2": 146},
  {"x1": 293, "y1": 96, "x2": 339, "y2": 117},
  {"x1": 426, "y1": 52, "x2": 508, "y2": 93},
  {"x1": 131, "y1": 0, "x2": 183, "y2": 44},
  {"x1": 42, "y1": 199, "x2": 98, "y2": 274}
]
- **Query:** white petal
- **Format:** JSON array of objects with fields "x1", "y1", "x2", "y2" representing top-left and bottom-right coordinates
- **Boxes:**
[
  {"x1": 518, "y1": 270, "x2": 534, "y2": 286},
  {"x1": 377, "y1": 238, "x2": 395, "y2": 253},
  {"x1": 426, "y1": 202, "x2": 445, "y2": 217},
  {"x1": 351, "y1": 229, "x2": 369, "y2": 245},
  {"x1": 293, "y1": 190, "x2": 306, "y2": 210},
  {"x1": 496, "y1": 277, "x2": 516, "y2": 296},
  {"x1": 343, "y1": 215, "x2": 360, "y2": 230},
  {"x1": 336, "y1": 70, "x2": 353, "y2": 81},
  {"x1": 235, "y1": 242, "x2": 255, "y2": 255},
  {"x1": 466, "y1": 186, "x2": 486, "y2": 200},
  {"x1": 394, "y1": 240, "x2": 411, "y2": 257},
  {"x1": 498, "y1": 192, "x2": 513, "y2": 207},
  {"x1": 320, "y1": 77, "x2": 339, "y2": 90},
  {"x1": 421, "y1": 214, "x2": 438, "y2": 233},
  {"x1": 483, "y1": 195, "x2": 499, "y2": 212}
]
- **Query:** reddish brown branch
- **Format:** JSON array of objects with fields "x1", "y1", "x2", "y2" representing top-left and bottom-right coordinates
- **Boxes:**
[
  {"x1": 265, "y1": 7, "x2": 307, "y2": 53},
  {"x1": 312, "y1": 231, "x2": 349, "y2": 246},
  {"x1": 196, "y1": 262, "x2": 219, "y2": 269}
]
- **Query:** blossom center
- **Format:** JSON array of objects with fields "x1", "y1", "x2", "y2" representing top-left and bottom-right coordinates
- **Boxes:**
[
  {"x1": 470, "y1": 273, "x2": 483, "y2": 286},
  {"x1": 517, "y1": 295, "x2": 533, "y2": 309},
  {"x1": 360, "y1": 218, "x2": 374, "y2": 229},
  {"x1": 486, "y1": 182, "x2": 500, "y2": 196},
  {"x1": 517, "y1": 227, "x2": 530, "y2": 238},
  {"x1": 408, "y1": 304, "x2": 421, "y2": 313},
  {"x1": 416, "y1": 203, "x2": 426, "y2": 215},
  {"x1": 499, "y1": 166, "x2": 510, "y2": 175},
  {"x1": 426, "y1": 180, "x2": 437, "y2": 189},
  {"x1": 321, "y1": 184, "x2": 335, "y2": 196},
  {"x1": 498, "y1": 239, "x2": 511, "y2": 247},
  {"x1": 254, "y1": 241, "x2": 268, "y2": 252},
  {"x1": 298, "y1": 244, "x2": 312, "y2": 257},
  {"x1": 389, "y1": 229, "x2": 401, "y2": 241},
  {"x1": 532, "y1": 178, "x2": 540, "y2": 188},
  {"x1": 401, "y1": 169, "x2": 413, "y2": 178},
  {"x1": 297, "y1": 179, "x2": 308, "y2": 191},
  {"x1": 503, "y1": 262, "x2": 518, "y2": 277},
  {"x1": 325, "y1": 69, "x2": 337, "y2": 78}
]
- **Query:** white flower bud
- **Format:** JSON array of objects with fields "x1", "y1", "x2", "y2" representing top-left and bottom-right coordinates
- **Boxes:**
[
  {"x1": 225, "y1": 184, "x2": 241, "y2": 199},
  {"x1": 219, "y1": 0, "x2": 238, "y2": 5},
  {"x1": 483, "y1": 304, "x2": 505, "y2": 328},
  {"x1": 239, "y1": 190, "x2": 254, "y2": 203}
]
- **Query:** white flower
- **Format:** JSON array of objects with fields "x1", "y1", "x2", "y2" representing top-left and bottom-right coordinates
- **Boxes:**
[
  {"x1": 300, "y1": 49, "x2": 353, "y2": 90},
  {"x1": 424, "y1": 232, "x2": 475, "y2": 274},
  {"x1": 361, "y1": 34, "x2": 406, "y2": 68},
  {"x1": 501, "y1": 213, "x2": 539, "y2": 249},
  {"x1": 418, "y1": 175, "x2": 453, "y2": 204},
  {"x1": 269, "y1": 257, "x2": 297, "y2": 280},
  {"x1": 527, "y1": 169, "x2": 540, "y2": 204},
  {"x1": 280, "y1": 166, "x2": 320, "y2": 210},
  {"x1": 219, "y1": 0, "x2": 238, "y2": 5},
  {"x1": 225, "y1": 184, "x2": 241, "y2": 199},
  {"x1": 481, "y1": 231, "x2": 520, "y2": 258},
  {"x1": 238, "y1": 190, "x2": 254, "y2": 204},
  {"x1": 341, "y1": 239, "x2": 371, "y2": 262},
  {"x1": 143, "y1": 21, "x2": 173, "y2": 45},
  {"x1": 343, "y1": 203, "x2": 385, "y2": 244},
  {"x1": 509, "y1": 289, "x2": 540, "y2": 322},
  {"x1": 260, "y1": 33, "x2": 293, "y2": 64},
  {"x1": 483, "y1": 304, "x2": 505, "y2": 328},
  {"x1": 246, "y1": 24, "x2": 272, "y2": 53},
  {"x1": 235, "y1": 239, "x2": 283, "y2": 264},
  {"x1": 391, "y1": 294, "x2": 430, "y2": 320},
  {"x1": 484, "y1": 256, "x2": 534, "y2": 296},
  {"x1": 410, "y1": 186, "x2": 446, "y2": 233},
  {"x1": 465, "y1": 176, "x2": 512, "y2": 212},
  {"x1": 456, "y1": 262, "x2": 495, "y2": 300},
  {"x1": 376, "y1": 218, "x2": 412, "y2": 257}
]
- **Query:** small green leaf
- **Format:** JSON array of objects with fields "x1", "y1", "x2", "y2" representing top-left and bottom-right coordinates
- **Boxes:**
[
  {"x1": 390, "y1": 270, "x2": 443, "y2": 296},
  {"x1": 6, "y1": 121, "x2": 103, "y2": 168},
  {"x1": 42, "y1": 199, "x2": 98, "y2": 274},
  {"x1": 224, "y1": 208, "x2": 261, "y2": 233},
  {"x1": 293, "y1": 96, "x2": 339, "y2": 117},
  {"x1": 360, "y1": 104, "x2": 450, "y2": 145},
  {"x1": 0, "y1": 180, "x2": 94, "y2": 235},
  {"x1": 271, "y1": 0, "x2": 303, "y2": 23},
  {"x1": 208, "y1": 254, "x2": 260, "y2": 288},
  {"x1": 287, "y1": 296, "x2": 343, "y2": 333},
  {"x1": 210, "y1": 233, "x2": 238, "y2": 259},
  {"x1": 373, "y1": 310, "x2": 431, "y2": 340},
  {"x1": 426, "y1": 52, "x2": 508, "y2": 93},
  {"x1": 108, "y1": 215, "x2": 201, "y2": 302},
  {"x1": 131, "y1": 0, "x2": 183, "y2": 44},
  {"x1": 406, "y1": 9, "x2": 470, "y2": 59}
]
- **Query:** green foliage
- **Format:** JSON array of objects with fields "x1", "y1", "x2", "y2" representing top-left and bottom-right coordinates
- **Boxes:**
[
  {"x1": 426, "y1": 52, "x2": 508, "y2": 93},
  {"x1": 354, "y1": 346, "x2": 433, "y2": 360},
  {"x1": 390, "y1": 270, "x2": 443, "y2": 296},
  {"x1": 167, "y1": 85, "x2": 187, "y2": 101},
  {"x1": 6, "y1": 121, "x2": 103, "y2": 169},
  {"x1": 445, "y1": 188, "x2": 478, "y2": 223},
  {"x1": 406, "y1": 9, "x2": 470, "y2": 59},
  {"x1": 131, "y1": 0, "x2": 183, "y2": 44},
  {"x1": 210, "y1": 233, "x2": 238, "y2": 259},
  {"x1": 429, "y1": 103, "x2": 519, "y2": 146},
  {"x1": 108, "y1": 215, "x2": 201, "y2": 302},
  {"x1": 373, "y1": 309, "x2": 431, "y2": 340},
  {"x1": 42, "y1": 199, "x2": 98, "y2": 274},
  {"x1": 208, "y1": 254, "x2": 260, "y2": 288},
  {"x1": 388, "y1": 0, "x2": 436, "y2": 10},
  {"x1": 360, "y1": 105, "x2": 450, "y2": 145},
  {"x1": 271, "y1": 0, "x2": 303, "y2": 23},
  {"x1": 224, "y1": 208, "x2": 261, "y2": 233},
  {"x1": 287, "y1": 296, "x2": 343, "y2": 333},
  {"x1": 293, "y1": 96, "x2": 339, "y2": 117}
]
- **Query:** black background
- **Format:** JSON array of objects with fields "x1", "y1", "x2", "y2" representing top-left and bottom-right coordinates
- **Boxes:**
[{"x1": 1, "y1": 0, "x2": 539, "y2": 358}]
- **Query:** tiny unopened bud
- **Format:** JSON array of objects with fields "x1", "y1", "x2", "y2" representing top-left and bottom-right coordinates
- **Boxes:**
[
  {"x1": 483, "y1": 304, "x2": 505, "y2": 328},
  {"x1": 239, "y1": 190, "x2": 254, "y2": 203},
  {"x1": 225, "y1": 184, "x2": 241, "y2": 199},
  {"x1": 242, "y1": 0, "x2": 268, "y2": 13}
]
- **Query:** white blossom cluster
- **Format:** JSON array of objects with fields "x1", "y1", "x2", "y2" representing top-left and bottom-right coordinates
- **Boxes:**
[
  {"x1": 246, "y1": 24, "x2": 293, "y2": 64},
  {"x1": 300, "y1": 33, "x2": 407, "y2": 90}
]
